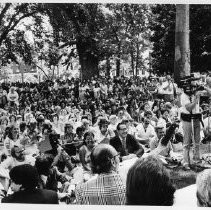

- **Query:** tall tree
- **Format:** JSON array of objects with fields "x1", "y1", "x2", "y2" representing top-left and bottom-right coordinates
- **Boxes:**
[
  {"x1": 150, "y1": 4, "x2": 176, "y2": 76},
  {"x1": 43, "y1": 3, "x2": 105, "y2": 80},
  {"x1": 150, "y1": 4, "x2": 211, "y2": 76},
  {"x1": 174, "y1": 4, "x2": 190, "y2": 83}
]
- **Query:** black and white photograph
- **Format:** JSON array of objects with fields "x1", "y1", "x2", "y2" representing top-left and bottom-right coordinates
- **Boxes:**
[{"x1": 0, "y1": 1, "x2": 211, "y2": 207}]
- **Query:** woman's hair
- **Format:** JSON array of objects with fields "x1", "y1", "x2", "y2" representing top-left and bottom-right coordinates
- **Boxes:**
[
  {"x1": 83, "y1": 131, "x2": 94, "y2": 145},
  {"x1": 196, "y1": 169, "x2": 211, "y2": 207},
  {"x1": 51, "y1": 113, "x2": 59, "y2": 122},
  {"x1": 19, "y1": 121, "x2": 27, "y2": 133},
  {"x1": 3, "y1": 126, "x2": 10, "y2": 140},
  {"x1": 126, "y1": 156, "x2": 175, "y2": 206},
  {"x1": 7, "y1": 125, "x2": 19, "y2": 140},
  {"x1": 76, "y1": 126, "x2": 84, "y2": 135},
  {"x1": 42, "y1": 123, "x2": 52, "y2": 134},
  {"x1": 9, "y1": 164, "x2": 39, "y2": 190}
]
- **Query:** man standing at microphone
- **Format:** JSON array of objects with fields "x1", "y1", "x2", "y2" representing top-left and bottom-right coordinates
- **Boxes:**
[{"x1": 180, "y1": 79, "x2": 204, "y2": 170}]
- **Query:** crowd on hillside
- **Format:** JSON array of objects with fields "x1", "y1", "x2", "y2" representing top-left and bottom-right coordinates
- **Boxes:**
[{"x1": 0, "y1": 74, "x2": 210, "y2": 206}]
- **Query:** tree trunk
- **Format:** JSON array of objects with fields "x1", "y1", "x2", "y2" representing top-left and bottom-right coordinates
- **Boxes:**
[
  {"x1": 135, "y1": 43, "x2": 140, "y2": 76},
  {"x1": 76, "y1": 39, "x2": 99, "y2": 81},
  {"x1": 131, "y1": 50, "x2": 134, "y2": 76},
  {"x1": 174, "y1": 4, "x2": 190, "y2": 84},
  {"x1": 106, "y1": 56, "x2": 111, "y2": 77},
  {"x1": 116, "y1": 43, "x2": 121, "y2": 77}
]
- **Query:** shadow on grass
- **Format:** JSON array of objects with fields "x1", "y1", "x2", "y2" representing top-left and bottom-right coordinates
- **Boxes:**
[{"x1": 168, "y1": 166, "x2": 197, "y2": 190}]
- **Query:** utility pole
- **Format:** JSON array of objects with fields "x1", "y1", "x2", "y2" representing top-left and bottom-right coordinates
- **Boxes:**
[{"x1": 174, "y1": 4, "x2": 190, "y2": 84}]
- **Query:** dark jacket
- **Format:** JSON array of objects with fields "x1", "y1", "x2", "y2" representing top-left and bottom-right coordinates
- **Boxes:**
[
  {"x1": 1, "y1": 189, "x2": 58, "y2": 204},
  {"x1": 110, "y1": 134, "x2": 144, "y2": 157}
]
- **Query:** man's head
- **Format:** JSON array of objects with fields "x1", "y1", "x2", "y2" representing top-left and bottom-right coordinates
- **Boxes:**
[
  {"x1": 99, "y1": 119, "x2": 109, "y2": 134},
  {"x1": 166, "y1": 75, "x2": 171, "y2": 81},
  {"x1": 90, "y1": 144, "x2": 120, "y2": 174},
  {"x1": 117, "y1": 122, "x2": 128, "y2": 139},
  {"x1": 109, "y1": 115, "x2": 117, "y2": 125},
  {"x1": 144, "y1": 111, "x2": 153, "y2": 120},
  {"x1": 64, "y1": 123, "x2": 74, "y2": 134},
  {"x1": 143, "y1": 118, "x2": 150, "y2": 128},
  {"x1": 9, "y1": 164, "x2": 39, "y2": 192},
  {"x1": 117, "y1": 107, "x2": 125, "y2": 118},
  {"x1": 156, "y1": 126, "x2": 165, "y2": 140},
  {"x1": 11, "y1": 146, "x2": 25, "y2": 161}
]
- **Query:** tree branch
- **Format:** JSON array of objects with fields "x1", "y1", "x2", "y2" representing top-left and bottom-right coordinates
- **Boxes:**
[
  {"x1": 0, "y1": 3, "x2": 11, "y2": 24},
  {"x1": 32, "y1": 62, "x2": 49, "y2": 79},
  {"x1": 59, "y1": 40, "x2": 77, "y2": 49},
  {"x1": 0, "y1": 11, "x2": 37, "y2": 45}
]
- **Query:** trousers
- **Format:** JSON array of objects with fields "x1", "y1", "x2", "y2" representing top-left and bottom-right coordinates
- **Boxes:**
[{"x1": 182, "y1": 119, "x2": 200, "y2": 165}]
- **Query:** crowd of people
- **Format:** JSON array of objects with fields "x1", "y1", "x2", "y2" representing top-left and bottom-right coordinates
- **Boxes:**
[{"x1": 0, "y1": 73, "x2": 210, "y2": 206}]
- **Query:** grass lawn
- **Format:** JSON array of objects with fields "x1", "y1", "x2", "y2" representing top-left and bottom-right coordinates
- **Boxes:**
[{"x1": 167, "y1": 143, "x2": 211, "y2": 189}]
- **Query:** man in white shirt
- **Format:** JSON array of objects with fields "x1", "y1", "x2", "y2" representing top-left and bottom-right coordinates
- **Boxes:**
[
  {"x1": 150, "y1": 126, "x2": 173, "y2": 157},
  {"x1": 93, "y1": 119, "x2": 115, "y2": 144},
  {"x1": 180, "y1": 86, "x2": 203, "y2": 169},
  {"x1": 0, "y1": 146, "x2": 35, "y2": 171},
  {"x1": 0, "y1": 145, "x2": 35, "y2": 192},
  {"x1": 135, "y1": 118, "x2": 156, "y2": 146}
]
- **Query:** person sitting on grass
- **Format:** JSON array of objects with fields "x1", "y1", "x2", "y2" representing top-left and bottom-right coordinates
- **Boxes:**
[{"x1": 1, "y1": 164, "x2": 59, "y2": 204}]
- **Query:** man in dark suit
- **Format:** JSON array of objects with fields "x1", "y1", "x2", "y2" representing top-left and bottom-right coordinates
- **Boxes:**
[
  {"x1": 110, "y1": 122, "x2": 144, "y2": 161},
  {"x1": 1, "y1": 164, "x2": 58, "y2": 204}
]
